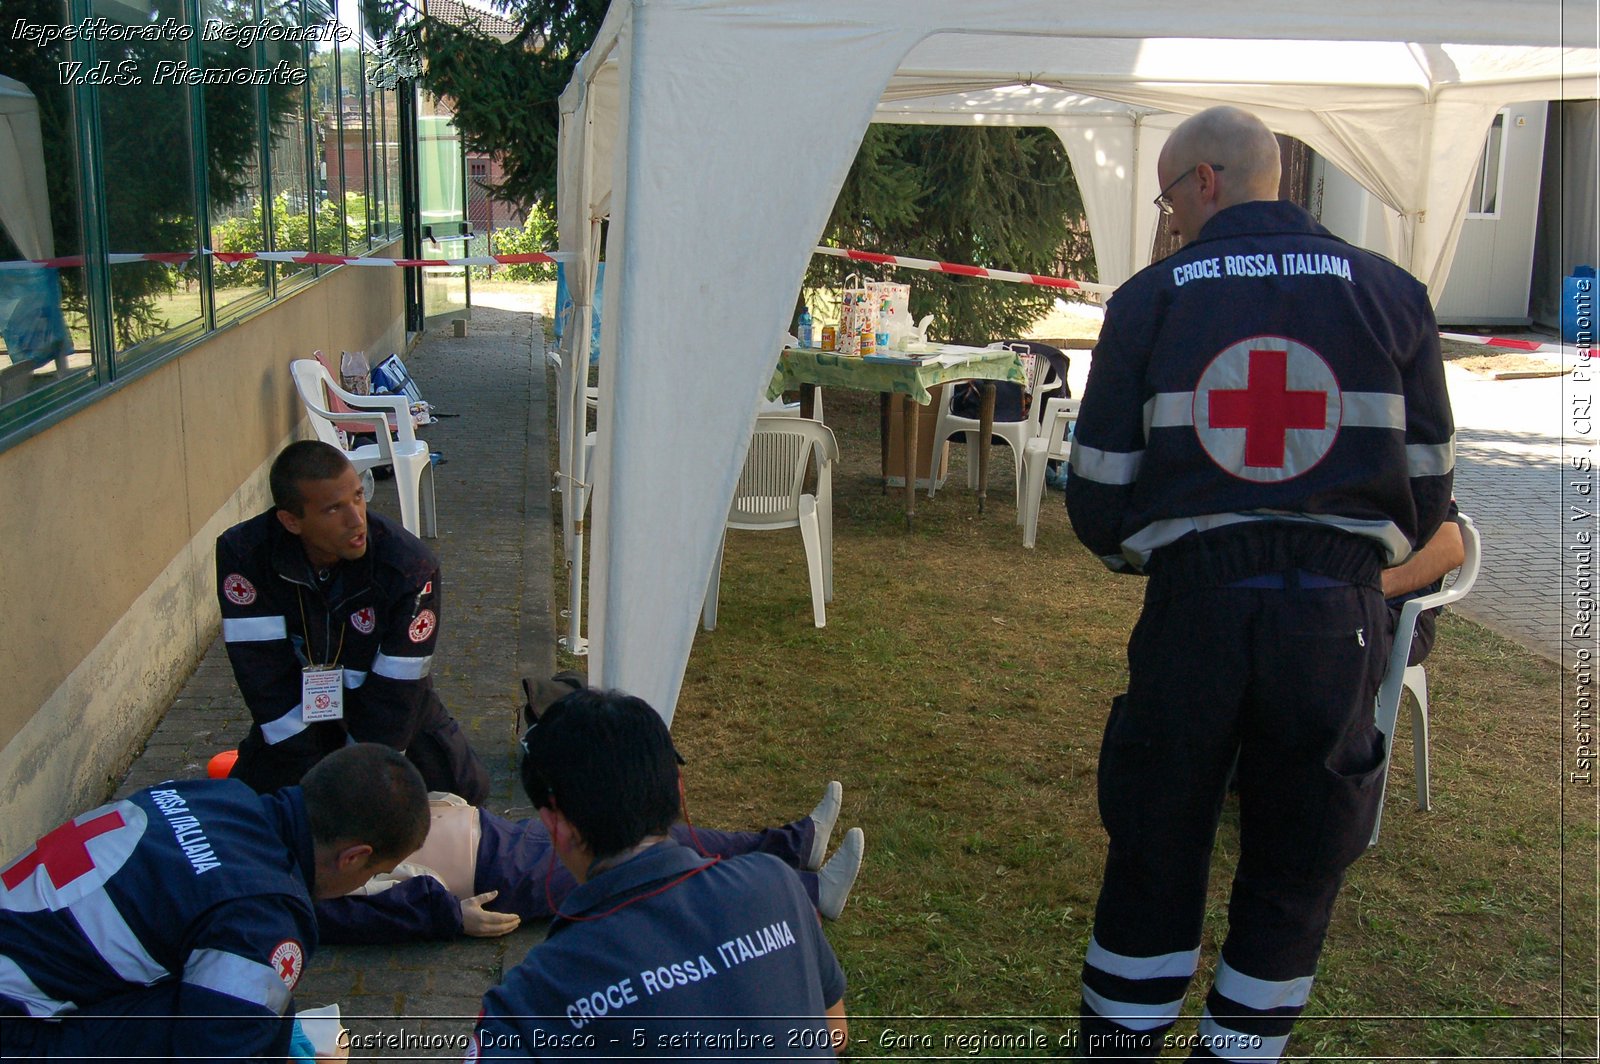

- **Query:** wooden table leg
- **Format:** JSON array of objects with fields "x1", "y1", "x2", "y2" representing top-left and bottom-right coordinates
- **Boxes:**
[
  {"x1": 800, "y1": 382, "x2": 817, "y2": 421},
  {"x1": 905, "y1": 395, "x2": 921, "y2": 531},
  {"x1": 976, "y1": 381, "x2": 997, "y2": 515},
  {"x1": 880, "y1": 394, "x2": 892, "y2": 495}
]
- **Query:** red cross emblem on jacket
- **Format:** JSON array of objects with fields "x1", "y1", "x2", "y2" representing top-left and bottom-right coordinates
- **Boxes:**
[
  {"x1": 2, "y1": 810, "x2": 127, "y2": 890},
  {"x1": 1193, "y1": 337, "x2": 1340, "y2": 482}
]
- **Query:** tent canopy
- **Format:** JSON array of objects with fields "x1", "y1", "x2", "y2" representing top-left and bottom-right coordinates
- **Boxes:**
[{"x1": 555, "y1": 0, "x2": 1598, "y2": 721}]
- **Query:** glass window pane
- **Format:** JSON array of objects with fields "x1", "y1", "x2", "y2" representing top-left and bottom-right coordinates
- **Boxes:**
[
  {"x1": 341, "y1": 1, "x2": 372, "y2": 251},
  {"x1": 382, "y1": 86, "x2": 401, "y2": 238},
  {"x1": 418, "y1": 90, "x2": 466, "y2": 321},
  {"x1": 362, "y1": 6, "x2": 409, "y2": 244},
  {"x1": 0, "y1": 0, "x2": 94, "y2": 420},
  {"x1": 360, "y1": 91, "x2": 380, "y2": 248},
  {"x1": 92, "y1": 0, "x2": 204, "y2": 357},
  {"x1": 203, "y1": 0, "x2": 270, "y2": 315},
  {"x1": 1469, "y1": 113, "x2": 1506, "y2": 217},
  {"x1": 310, "y1": 5, "x2": 344, "y2": 257},
  {"x1": 266, "y1": 0, "x2": 313, "y2": 283}
]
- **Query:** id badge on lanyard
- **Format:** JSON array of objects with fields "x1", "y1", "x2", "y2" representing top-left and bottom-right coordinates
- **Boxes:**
[{"x1": 302, "y1": 666, "x2": 345, "y2": 722}]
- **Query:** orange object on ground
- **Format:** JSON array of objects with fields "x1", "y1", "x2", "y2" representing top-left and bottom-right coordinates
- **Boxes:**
[{"x1": 207, "y1": 749, "x2": 239, "y2": 779}]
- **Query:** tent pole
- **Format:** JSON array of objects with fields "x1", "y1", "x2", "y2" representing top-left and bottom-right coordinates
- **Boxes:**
[{"x1": 560, "y1": 212, "x2": 604, "y2": 657}]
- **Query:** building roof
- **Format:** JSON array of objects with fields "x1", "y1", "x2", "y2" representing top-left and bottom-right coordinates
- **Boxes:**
[{"x1": 425, "y1": 0, "x2": 521, "y2": 43}]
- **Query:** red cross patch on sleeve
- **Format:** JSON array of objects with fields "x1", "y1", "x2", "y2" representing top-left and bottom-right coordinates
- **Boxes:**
[
  {"x1": 269, "y1": 939, "x2": 304, "y2": 989},
  {"x1": 223, "y1": 573, "x2": 257, "y2": 606},
  {"x1": 408, "y1": 609, "x2": 437, "y2": 643}
]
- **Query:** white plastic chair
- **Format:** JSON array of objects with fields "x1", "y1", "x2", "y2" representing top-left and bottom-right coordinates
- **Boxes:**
[
  {"x1": 1019, "y1": 397, "x2": 1081, "y2": 548},
  {"x1": 928, "y1": 342, "x2": 1062, "y2": 502},
  {"x1": 702, "y1": 415, "x2": 839, "y2": 630},
  {"x1": 1369, "y1": 511, "x2": 1481, "y2": 846},
  {"x1": 289, "y1": 359, "x2": 437, "y2": 538}
]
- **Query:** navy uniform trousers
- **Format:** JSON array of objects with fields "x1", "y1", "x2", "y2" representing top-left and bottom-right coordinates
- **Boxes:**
[{"x1": 1081, "y1": 564, "x2": 1391, "y2": 1062}]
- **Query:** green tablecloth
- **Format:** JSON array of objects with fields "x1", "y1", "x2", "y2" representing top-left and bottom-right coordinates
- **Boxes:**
[{"x1": 768, "y1": 345, "x2": 1025, "y2": 405}]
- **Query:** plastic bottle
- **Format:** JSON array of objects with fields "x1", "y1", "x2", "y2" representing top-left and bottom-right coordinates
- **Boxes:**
[
  {"x1": 797, "y1": 306, "x2": 814, "y2": 348},
  {"x1": 875, "y1": 299, "x2": 891, "y2": 352}
]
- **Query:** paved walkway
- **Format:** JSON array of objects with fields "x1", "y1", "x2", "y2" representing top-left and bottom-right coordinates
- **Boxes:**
[
  {"x1": 112, "y1": 300, "x2": 556, "y2": 1057},
  {"x1": 1443, "y1": 358, "x2": 1590, "y2": 664}
]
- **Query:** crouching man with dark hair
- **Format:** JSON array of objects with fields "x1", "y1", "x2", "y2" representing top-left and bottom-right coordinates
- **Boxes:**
[
  {"x1": 217, "y1": 439, "x2": 489, "y2": 802},
  {"x1": 468, "y1": 688, "x2": 850, "y2": 1059},
  {"x1": 0, "y1": 744, "x2": 429, "y2": 1063}
]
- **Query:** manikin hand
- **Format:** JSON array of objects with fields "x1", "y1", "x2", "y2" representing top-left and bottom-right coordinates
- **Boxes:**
[{"x1": 460, "y1": 890, "x2": 521, "y2": 937}]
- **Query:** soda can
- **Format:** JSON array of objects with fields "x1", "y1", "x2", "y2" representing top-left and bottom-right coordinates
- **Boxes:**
[{"x1": 821, "y1": 325, "x2": 837, "y2": 351}]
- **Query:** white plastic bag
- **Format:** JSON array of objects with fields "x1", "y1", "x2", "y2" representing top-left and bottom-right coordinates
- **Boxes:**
[{"x1": 339, "y1": 351, "x2": 371, "y2": 395}]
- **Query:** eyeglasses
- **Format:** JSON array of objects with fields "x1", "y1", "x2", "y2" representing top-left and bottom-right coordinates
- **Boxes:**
[{"x1": 1154, "y1": 164, "x2": 1224, "y2": 215}]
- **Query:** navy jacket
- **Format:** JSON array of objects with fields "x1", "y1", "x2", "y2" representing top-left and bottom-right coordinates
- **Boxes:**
[
  {"x1": 471, "y1": 842, "x2": 844, "y2": 1059},
  {"x1": 1066, "y1": 200, "x2": 1453, "y2": 575},
  {"x1": 0, "y1": 781, "x2": 318, "y2": 1062}
]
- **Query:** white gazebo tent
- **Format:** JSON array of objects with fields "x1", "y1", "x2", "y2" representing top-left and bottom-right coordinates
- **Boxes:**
[{"x1": 552, "y1": 0, "x2": 1598, "y2": 723}]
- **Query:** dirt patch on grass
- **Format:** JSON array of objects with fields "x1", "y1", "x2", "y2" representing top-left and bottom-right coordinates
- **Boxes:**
[{"x1": 1440, "y1": 336, "x2": 1566, "y2": 378}]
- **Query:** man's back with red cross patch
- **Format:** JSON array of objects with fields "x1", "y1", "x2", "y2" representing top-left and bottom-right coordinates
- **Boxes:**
[{"x1": 0, "y1": 779, "x2": 318, "y2": 1062}]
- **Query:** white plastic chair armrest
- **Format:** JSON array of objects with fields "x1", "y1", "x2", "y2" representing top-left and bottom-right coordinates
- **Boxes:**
[
  {"x1": 321, "y1": 374, "x2": 418, "y2": 448},
  {"x1": 1376, "y1": 513, "x2": 1479, "y2": 723}
]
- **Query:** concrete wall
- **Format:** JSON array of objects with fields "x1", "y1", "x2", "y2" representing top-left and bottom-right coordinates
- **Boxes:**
[{"x1": 0, "y1": 260, "x2": 404, "y2": 854}]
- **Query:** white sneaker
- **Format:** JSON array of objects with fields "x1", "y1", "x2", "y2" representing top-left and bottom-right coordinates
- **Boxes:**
[
  {"x1": 817, "y1": 827, "x2": 864, "y2": 921},
  {"x1": 806, "y1": 781, "x2": 843, "y2": 871}
]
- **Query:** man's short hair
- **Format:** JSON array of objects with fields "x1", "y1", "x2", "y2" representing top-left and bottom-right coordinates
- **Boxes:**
[
  {"x1": 271, "y1": 440, "x2": 354, "y2": 516},
  {"x1": 301, "y1": 744, "x2": 429, "y2": 860},
  {"x1": 520, "y1": 688, "x2": 679, "y2": 859}
]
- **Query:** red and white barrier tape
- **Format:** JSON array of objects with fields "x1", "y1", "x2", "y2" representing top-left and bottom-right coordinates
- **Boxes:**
[
  {"x1": 814, "y1": 244, "x2": 1116, "y2": 297},
  {"x1": 1440, "y1": 330, "x2": 1576, "y2": 354},
  {"x1": 0, "y1": 250, "x2": 568, "y2": 271}
]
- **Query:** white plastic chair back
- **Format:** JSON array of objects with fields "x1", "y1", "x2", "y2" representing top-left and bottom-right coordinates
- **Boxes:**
[
  {"x1": 289, "y1": 359, "x2": 436, "y2": 537},
  {"x1": 1014, "y1": 345, "x2": 1063, "y2": 438},
  {"x1": 928, "y1": 343, "x2": 1063, "y2": 502},
  {"x1": 728, "y1": 418, "x2": 835, "y2": 529},
  {"x1": 704, "y1": 415, "x2": 838, "y2": 629},
  {"x1": 1020, "y1": 397, "x2": 1082, "y2": 548},
  {"x1": 1369, "y1": 511, "x2": 1480, "y2": 845}
]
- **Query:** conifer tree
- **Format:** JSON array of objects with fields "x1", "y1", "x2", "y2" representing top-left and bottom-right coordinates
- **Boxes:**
[{"x1": 396, "y1": 1, "x2": 1094, "y2": 337}]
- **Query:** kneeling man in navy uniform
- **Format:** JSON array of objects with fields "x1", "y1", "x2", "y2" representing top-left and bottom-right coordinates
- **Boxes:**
[
  {"x1": 470, "y1": 688, "x2": 850, "y2": 1059},
  {"x1": 0, "y1": 743, "x2": 429, "y2": 1063}
]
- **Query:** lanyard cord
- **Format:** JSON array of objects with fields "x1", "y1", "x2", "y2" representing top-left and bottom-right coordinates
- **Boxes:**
[
  {"x1": 295, "y1": 585, "x2": 347, "y2": 668},
  {"x1": 677, "y1": 774, "x2": 711, "y2": 857}
]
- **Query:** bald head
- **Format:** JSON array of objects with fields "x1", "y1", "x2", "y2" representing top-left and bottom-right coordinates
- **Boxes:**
[
  {"x1": 1153, "y1": 106, "x2": 1283, "y2": 245},
  {"x1": 1162, "y1": 106, "x2": 1282, "y2": 207}
]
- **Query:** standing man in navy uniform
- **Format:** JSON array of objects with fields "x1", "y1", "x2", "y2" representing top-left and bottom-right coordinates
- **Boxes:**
[
  {"x1": 470, "y1": 688, "x2": 851, "y2": 1059},
  {"x1": 217, "y1": 440, "x2": 489, "y2": 802},
  {"x1": 1065, "y1": 106, "x2": 1453, "y2": 1061},
  {"x1": 0, "y1": 743, "x2": 429, "y2": 1062}
]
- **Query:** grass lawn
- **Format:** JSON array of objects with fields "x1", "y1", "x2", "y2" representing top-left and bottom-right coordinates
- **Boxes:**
[{"x1": 551, "y1": 366, "x2": 1591, "y2": 1060}]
